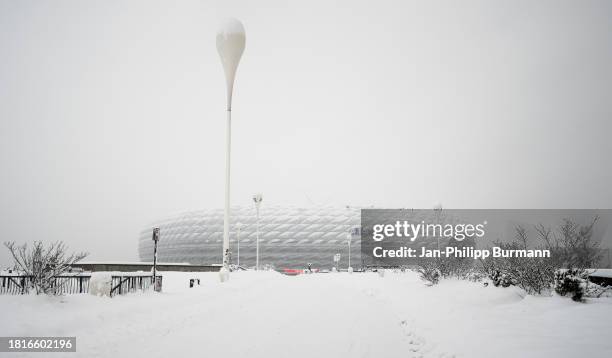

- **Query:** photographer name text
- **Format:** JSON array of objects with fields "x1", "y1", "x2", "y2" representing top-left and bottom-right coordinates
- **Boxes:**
[{"x1": 372, "y1": 246, "x2": 551, "y2": 260}]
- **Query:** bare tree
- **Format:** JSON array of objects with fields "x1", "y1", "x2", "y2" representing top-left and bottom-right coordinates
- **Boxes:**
[
  {"x1": 536, "y1": 216, "x2": 602, "y2": 270},
  {"x1": 4, "y1": 241, "x2": 88, "y2": 295},
  {"x1": 515, "y1": 225, "x2": 528, "y2": 249},
  {"x1": 534, "y1": 223, "x2": 553, "y2": 248},
  {"x1": 481, "y1": 216, "x2": 603, "y2": 297}
]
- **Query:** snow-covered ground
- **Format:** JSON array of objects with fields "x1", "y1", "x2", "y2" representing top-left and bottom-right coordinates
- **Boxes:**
[{"x1": 1, "y1": 270, "x2": 611, "y2": 358}]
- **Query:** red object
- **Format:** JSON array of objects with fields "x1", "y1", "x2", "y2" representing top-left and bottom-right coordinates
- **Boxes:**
[
  {"x1": 282, "y1": 268, "x2": 320, "y2": 275},
  {"x1": 282, "y1": 268, "x2": 302, "y2": 276}
]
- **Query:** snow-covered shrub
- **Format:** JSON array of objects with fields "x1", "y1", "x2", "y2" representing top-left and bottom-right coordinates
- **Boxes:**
[
  {"x1": 542, "y1": 217, "x2": 602, "y2": 270},
  {"x1": 463, "y1": 269, "x2": 486, "y2": 282},
  {"x1": 481, "y1": 245, "x2": 554, "y2": 294},
  {"x1": 489, "y1": 269, "x2": 514, "y2": 288},
  {"x1": 437, "y1": 237, "x2": 477, "y2": 279},
  {"x1": 480, "y1": 217, "x2": 603, "y2": 296},
  {"x1": 554, "y1": 269, "x2": 586, "y2": 302},
  {"x1": 89, "y1": 273, "x2": 113, "y2": 297},
  {"x1": 434, "y1": 255, "x2": 473, "y2": 279},
  {"x1": 584, "y1": 281, "x2": 612, "y2": 298},
  {"x1": 479, "y1": 226, "x2": 556, "y2": 295},
  {"x1": 416, "y1": 263, "x2": 440, "y2": 286},
  {"x1": 3, "y1": 241, "x2": 87, "y2": 295},
  {"x1": 413, "y1": 238, "x2": 476, "y2": 284}
]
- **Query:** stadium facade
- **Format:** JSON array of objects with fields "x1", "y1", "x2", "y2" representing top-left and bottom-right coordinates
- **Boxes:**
[
  {"x1": 138, "y1": 206, "x2": 362, "y2": 270},
  {"x1": 139, "y1": 207, "x2": 612, "y2": 270}
]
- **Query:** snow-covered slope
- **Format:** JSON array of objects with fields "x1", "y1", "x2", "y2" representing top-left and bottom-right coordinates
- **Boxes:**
[{"x1": 1, "y1": 271, "x2": 611, "y2": 358}]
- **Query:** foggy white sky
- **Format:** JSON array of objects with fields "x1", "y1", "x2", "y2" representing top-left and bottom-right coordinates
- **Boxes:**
[{"x1": 1, "y1": 0, "x2": 611, "y2": 264}]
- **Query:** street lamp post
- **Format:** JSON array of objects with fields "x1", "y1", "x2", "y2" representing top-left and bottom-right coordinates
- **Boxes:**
[
  {"x1": 347, "y1": 233, "x2": 352, "y2": 273},
  {"x1": 236, "y1": 222, "x2": 243, "y2": 268},
  {"x1": 152, "y1": 227, "x2": 160, "y2": 287},
  {"x1": 216, "y1": 18, "x2": 246, "y2": 282},
  {"x1": 253, "y1": 193, "x2": 263, "y2": 270}
]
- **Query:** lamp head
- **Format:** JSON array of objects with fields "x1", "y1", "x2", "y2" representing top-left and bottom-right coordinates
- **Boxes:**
[
  {"x1": 216, "y1": 18, "x2": 246, "y2": 111},
  {"x1": 152, "y1": 227, "x2": 160, "y2": 242}
]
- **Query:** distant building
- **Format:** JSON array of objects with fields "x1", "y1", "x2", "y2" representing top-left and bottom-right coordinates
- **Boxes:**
[{"x1": 139, "y1": 206, "x2": 361, "y2": 269}]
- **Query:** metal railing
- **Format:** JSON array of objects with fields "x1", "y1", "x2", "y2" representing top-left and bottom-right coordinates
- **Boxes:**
[
  {"x1": 0, "y1": 275, "x2": 90, "y2": 295},
  {"x1": 1, "y1": 274, "x2": 161, "y2": 296},
  {"x1": 0, "y1": 276, "x2": 29, "y2": 295},
  {"x1": 110, "y1": 275, "x2": 162, "y2": 297}
]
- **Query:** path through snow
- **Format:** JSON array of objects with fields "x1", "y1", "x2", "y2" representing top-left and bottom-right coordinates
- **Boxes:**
[{"x1": 1, "y1": 271, "x2": 611, "y2": 358}]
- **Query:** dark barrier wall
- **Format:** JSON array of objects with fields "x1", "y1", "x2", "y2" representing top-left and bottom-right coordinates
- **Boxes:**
[{"x1": 72, "y1": 263, "x2": 221, "y2": 272}]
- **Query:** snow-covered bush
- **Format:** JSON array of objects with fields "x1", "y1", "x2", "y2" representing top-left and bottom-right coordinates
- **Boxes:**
[
  {"x1": 416, "y1": 263, "x2": 440, "y2": 286},
  {"x1": 438, "y1": 237, "x2": 477, "y2": 279},
  {"x1": 480, "y1": 242, "x2": 553, "y2": 294},
  {"x1": 463, "y1": 269, "x2": 486, "y2": 282},
  {"x1": 435, "y1": 255, "x2": 473, "y2": 279},
  {"x1": 3, "y1": 241, "x2": 88, "y2": 295},
  {"x1": 480, "y1": 225, "x2": 559, "y2": 295},
  {"x1": 541, "y1": 217, "x2": 602, "y2": 270},
  {"x1": 414, "y1": 238, "x2": 476, "y2": 284},
  {"x1": 584, "y1": 280, "x2": 612, "y2": 298},
  {"x1": 489, "y1": 269, "x2": 514, "y2": 288},
  {"x1": 554, "y1": 269, "x2": 586, "y2": 302},
  {"x1": 479, "y1": 217, "x2": 603, "y2": 296}
]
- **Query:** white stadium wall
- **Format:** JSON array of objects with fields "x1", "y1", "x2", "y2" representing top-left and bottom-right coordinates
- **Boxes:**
[{"x1": 138, "y1": 206, "x2": 362, "y2": 270}]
